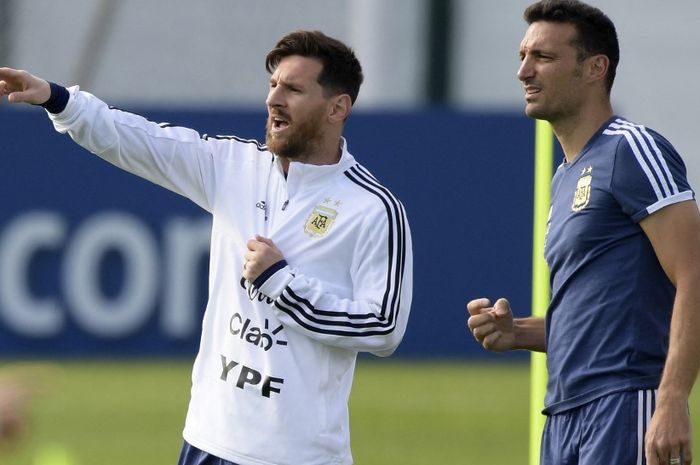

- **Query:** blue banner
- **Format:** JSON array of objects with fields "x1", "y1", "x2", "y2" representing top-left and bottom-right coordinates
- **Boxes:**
[{"x1": 0, "y1": 106, "x2": 536, "y2": 358}]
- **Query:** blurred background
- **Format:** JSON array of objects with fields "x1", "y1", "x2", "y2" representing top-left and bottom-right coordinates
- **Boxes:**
[{"x1": 1, "y1": 1, "x2": 699, "y2": 464}]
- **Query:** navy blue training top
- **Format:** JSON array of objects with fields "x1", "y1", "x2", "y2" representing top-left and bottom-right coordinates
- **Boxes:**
[{"x1": 543, "y1": 116, "x2": 695, "y2": 414}]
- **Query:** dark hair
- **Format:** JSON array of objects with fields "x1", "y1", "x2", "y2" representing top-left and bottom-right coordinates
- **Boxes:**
[
  {"x1": 524, "y1": 0, "x2": 619, "y2": 94},
  {"x1": 265, "y1": 30, "x2": 364, "y2": 105}
]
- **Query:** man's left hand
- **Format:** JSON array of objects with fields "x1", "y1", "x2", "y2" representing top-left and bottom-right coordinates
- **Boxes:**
[{"x1": 645, "y1": 397, "x2": 692, "y2": 465}]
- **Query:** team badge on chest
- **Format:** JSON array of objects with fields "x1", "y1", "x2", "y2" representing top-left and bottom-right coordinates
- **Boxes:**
[
  {"x1": 571, "y1": 165, "x2": 593, "y2": 212},
  {"x1": 304, "y1": 199, "x2": 340, "y2": 237}
]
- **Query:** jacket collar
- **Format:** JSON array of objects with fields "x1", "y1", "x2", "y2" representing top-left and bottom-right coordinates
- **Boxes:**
[{"x1": 274, "y1": 137, "x2": 355, "y2": 194}]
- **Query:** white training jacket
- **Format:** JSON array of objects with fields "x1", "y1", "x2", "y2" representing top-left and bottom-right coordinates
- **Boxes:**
[{"x1": 48, "y1": 87, "x2": 413, "y2": 465}]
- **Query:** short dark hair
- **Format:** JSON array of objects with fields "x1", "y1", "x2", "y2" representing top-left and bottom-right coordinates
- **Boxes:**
[
  {"x1": 524, "y1": 0, "x2": 619, "y2": 94},
  {"x1": 265, "y1": 30, "x2": 364, "y2": 105}
]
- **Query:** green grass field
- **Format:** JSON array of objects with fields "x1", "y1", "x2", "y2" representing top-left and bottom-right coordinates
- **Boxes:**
[{"x1": 1, "y1": 360, "x2": 698, "y2": 465}]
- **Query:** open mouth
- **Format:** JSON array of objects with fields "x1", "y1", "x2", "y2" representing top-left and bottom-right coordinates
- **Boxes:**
[{"x1": 270, "y1": 115, "x2": 290, "y2": 133}]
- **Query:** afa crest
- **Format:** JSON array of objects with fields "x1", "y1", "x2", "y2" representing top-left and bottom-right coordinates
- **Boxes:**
[
  {"x1": 571, "y1": 165, "x2": 593, "y2": 212},
  {"x1": 304, "y1": 203, "x2": 338, "y2": 237}
]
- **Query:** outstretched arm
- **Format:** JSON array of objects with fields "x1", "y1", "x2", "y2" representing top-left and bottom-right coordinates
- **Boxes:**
[
  {"x1": 2, "y1": 72, "x2": 220, "y2": 212},
  {"x1": 0, "y1": 67, "x2": 50, "y2": 105}
]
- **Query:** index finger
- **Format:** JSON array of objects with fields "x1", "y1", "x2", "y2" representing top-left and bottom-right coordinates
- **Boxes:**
[
  {"x1": 0, "y1": 68, "x2": 26, "y2": 92},
  {"x1": 0, "y1": 67, "x2": 21, "y2": 78},
  {"x1": 467, "y1": 298, "x2": 492, "y2": 316}
]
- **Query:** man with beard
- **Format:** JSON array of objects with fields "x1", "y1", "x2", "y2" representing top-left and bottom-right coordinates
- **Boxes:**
[{"x1": 0, "y1": 30, "x2": 413, "y2": 465}]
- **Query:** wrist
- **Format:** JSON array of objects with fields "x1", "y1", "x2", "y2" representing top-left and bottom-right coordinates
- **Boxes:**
[
  {"x1": 40, "y1": 82, "x2": 69, "y2": 114},
  {"x1": 255, "y1": 261, "x2": 294, "y2": 300},
  {"x1": 512, "y1": 319, "x2": 527, "y2": 350},
  {"x1": 656, "y1": 385, "x2": 690, "y2": 406},
  {"x1": 512, "y1": 317, "x2": 546, "y2": 352}
]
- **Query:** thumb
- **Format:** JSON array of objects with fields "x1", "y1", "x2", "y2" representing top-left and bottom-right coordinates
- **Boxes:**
[
  {"x1": 493, "y1": 298, "x2": 512, "y2": 317},
  {"x1": 8, "y1": 85, "x2": 49, "y2": 105},
  {"x1": 8, "y1": 90, "x2": 35, "y2": 104}
]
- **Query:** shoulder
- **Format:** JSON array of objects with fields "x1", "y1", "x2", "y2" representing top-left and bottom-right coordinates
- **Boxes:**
[
  {"x1": 602, "y1": 117, "x2": 688, "y2": 183},
  {"x1": 338, "y1": 162, "x2": 409, "y2": 235},
  {"x1": 601, "y1": 117, "x2": 680, "y2": 160},
  {"x1": 342, "y1": 163, "x2": 405, "y2": 208},
  {"x1": 200, "y1": 134, "x2": 274, "y2": 166},
  {"x1": 601, "y1": 118, "x2": 693, "y2": 218},
  {"x1": 201, "y1": 133, "x2": 268, "y2": 152}
]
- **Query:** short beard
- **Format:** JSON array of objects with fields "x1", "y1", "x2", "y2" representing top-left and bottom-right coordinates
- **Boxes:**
[{"x1": 265, "y1": 111, "x2": 325, "y2": 162}]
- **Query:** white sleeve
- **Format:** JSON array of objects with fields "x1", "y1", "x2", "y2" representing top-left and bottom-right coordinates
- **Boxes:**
[
  {"x1": 47, "y1": 86, "x2": 217, "y2": 212},
  {"x1": 258, "y1": 200, "x2": 413, "y2": 357}
]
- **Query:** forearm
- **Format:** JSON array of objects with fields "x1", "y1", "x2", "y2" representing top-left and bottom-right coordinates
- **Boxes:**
[
  {"x1": 258, "y1": 266, "x2": 411, "y2": 355},
  {"x1": 47, "y1": 86, "x2": 215, "y2": 210},
  {"x1": 513, "y1": 317, "x2": 546, "y2": 352},
  {"x1": 657, "y1": 283, "x2": 700, "y2": 403}
]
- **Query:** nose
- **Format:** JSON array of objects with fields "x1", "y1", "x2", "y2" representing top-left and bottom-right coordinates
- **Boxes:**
[
  {"x1": 517, "y1": 56, "x2": 534, "y2": 82},
  {"x1": 266, "y1": 85, "x2": 284, "y2": 109}
]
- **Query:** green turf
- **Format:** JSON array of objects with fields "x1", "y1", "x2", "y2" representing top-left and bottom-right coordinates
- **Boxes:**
[
  {"x1": 1, "y1": 360, "x2": 698, "y2": 464},
  {"x1": 349, "y1": 361, "x2": 529, "y2": 464},
  {"x1": 1, "y1": 360, "x2": 191, "y2": 465}
]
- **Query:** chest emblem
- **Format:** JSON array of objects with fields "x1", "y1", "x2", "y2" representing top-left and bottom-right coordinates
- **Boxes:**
[
  {"x1": 304, "y1": 200, "x2": 339, "y2": 237},
  {"x1": 571, "y1": 165, "x2": 593, "y2": 212}
]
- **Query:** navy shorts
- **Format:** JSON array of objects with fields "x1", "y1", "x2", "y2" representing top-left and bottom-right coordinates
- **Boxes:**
[
  {"x1": 541, "y1": 389, "x2": 659, "y2": 465},
  {"x1": 177, "y1": 441, "x2": 240, "y2": 465}
]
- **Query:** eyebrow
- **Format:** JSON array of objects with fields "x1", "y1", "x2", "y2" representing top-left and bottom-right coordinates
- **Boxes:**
[
  {"x1": 521, "y1": 46, "x2": 556, "y2": 57},
  {"x1": 281, "y1": 79, "x2": 299, "y2": 88},
  {"x1": 270, "y1": 76, "x2": 305, "y2": 91}
]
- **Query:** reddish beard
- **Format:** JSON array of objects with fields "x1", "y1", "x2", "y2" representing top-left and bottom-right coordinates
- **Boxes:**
[{"x1": 265, "y1": 110, "x2": 325, "y2": 161}]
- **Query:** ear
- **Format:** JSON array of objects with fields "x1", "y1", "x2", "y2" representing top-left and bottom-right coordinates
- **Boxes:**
[
  {"x1": 587, "y1": 54, "x2": 609, "y2": 85},
  {"x1": 328, "y1": 94, "x2": 352, "y2": 123}
]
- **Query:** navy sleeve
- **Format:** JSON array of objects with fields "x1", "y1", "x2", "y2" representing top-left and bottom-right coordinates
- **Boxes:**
[
  {"x1": 609, "y1": 120, "x2": 694, "y2": 222},
  {"x1": 40, "y1": 82, "x2": 70, "y2": 114}
]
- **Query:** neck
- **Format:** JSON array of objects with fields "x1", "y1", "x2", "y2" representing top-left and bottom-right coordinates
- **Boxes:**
[
  {"x1": 551, "y1": 101, "x2": 614, "y2": 163},
  {"x1": 279, "y1": 138, "x2": 343, "y2": 174}
]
